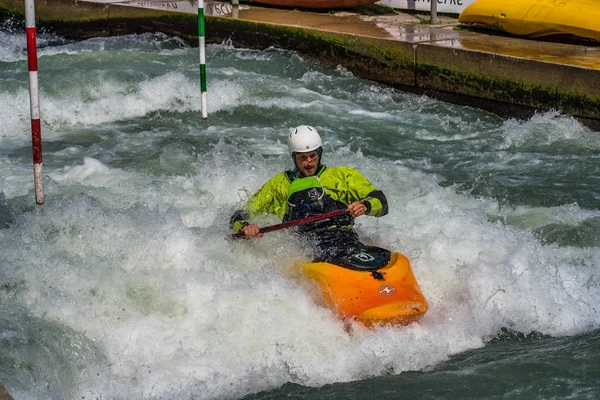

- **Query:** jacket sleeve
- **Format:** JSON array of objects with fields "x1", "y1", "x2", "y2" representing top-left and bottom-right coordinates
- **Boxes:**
[
  {"x1": 362, "y1": 189, "x2": 388, "y2": 217},
  {"x1": 347, "y1": 168, "x2": 388, "y2": 217},
  {"x1": 230, "y1": 173, "x2": 290, "y2": 234}
]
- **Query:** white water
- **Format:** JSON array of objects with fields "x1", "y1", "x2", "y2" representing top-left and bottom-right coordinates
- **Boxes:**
[
  {"x1": 1, "y1": 33, "x2": 599, "y2": 399},
  {"x1": 3, "y1": 149, "x2": 599, "y2": 399}
]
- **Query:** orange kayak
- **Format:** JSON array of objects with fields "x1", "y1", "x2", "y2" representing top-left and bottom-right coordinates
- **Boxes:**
[{"x1": 303, "y1": 248, "x2": 428, "y2": 327}]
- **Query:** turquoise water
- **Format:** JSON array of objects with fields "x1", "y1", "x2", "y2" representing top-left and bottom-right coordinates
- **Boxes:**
[{"x1": 1, "y1": 21, "x2": 599, "y2": 399}]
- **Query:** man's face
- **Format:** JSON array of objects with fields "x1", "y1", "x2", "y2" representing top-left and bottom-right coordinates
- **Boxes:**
[{"x1": 295, "y1": 150, "x2": 319, "y2": 176}]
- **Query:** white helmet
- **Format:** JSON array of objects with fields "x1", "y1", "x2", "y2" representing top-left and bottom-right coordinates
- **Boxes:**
[{"x1": 288, "y1": 125, "x2": 323, "y2": 155}]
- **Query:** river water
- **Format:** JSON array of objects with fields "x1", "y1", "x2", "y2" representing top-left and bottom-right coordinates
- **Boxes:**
[{"x1": 1, "y1": 22, "x2": 599, "y2": 400}]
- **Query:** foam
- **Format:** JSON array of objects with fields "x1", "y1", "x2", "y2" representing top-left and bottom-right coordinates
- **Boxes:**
[
  {"x1": 1, "y1": 34, "x2": 599, "y2": 399},
  {"x1": 4, "y1": 151, "x2": 598, "y2": 399},
  {"x1": 502, "y1": 110, "x2": 600, "y2": 150}
]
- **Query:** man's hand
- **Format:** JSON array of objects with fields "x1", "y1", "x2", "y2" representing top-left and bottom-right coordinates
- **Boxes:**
[
  {"x1": 348, "y1": 201, "x2": 367, "y2": 218},
  {"x1": 242, "y1": 224, "x2": 264, "y2": 238}
]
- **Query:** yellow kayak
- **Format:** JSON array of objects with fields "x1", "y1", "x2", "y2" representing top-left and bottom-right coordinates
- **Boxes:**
[
  {"x1": 303, "y1": 246, "x2": 428, "y2": 327},
  {"x1": 458, "y1": 0, "x2": 600, "y2": 42}
]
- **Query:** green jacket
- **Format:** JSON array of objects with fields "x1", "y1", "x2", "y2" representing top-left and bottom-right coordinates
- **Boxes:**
[{"x1": 231, "y1": 165, "x2": 388, "y2": 234}]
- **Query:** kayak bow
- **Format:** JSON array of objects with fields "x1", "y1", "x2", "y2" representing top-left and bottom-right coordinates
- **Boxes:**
[{"x1": 303, "y1": 249, "x2": 428, "y2": 327}]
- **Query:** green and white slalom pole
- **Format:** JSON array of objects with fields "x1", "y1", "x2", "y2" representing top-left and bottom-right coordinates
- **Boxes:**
[{"x1": 198, "y1": 0, "x2": 208, "y2": 119}]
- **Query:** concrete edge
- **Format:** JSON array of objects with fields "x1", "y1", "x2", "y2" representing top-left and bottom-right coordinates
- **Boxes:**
[{"x1": 204, "y1": 16, "x2": 600, "y2": 128}]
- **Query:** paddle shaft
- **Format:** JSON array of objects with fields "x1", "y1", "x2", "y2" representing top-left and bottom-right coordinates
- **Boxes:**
[{"x1": 230, "y1": 209, "x2": 347, "y2": 239}]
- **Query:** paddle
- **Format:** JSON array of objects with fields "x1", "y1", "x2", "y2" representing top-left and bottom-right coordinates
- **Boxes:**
[{"x1": 230, "y1": 209, "x2": 347, "y2": 239}]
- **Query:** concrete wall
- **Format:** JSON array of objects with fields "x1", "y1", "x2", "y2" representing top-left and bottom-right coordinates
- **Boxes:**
[{"x1": 205, "y1": 17, "x2": 600, "y2": 125}]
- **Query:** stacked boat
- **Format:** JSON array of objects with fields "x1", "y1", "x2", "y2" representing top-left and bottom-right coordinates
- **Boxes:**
[
  {"x1": 458, "y1": 0, "x2": 600, "y2": 42},
  {"x1": 250, "y1": 0, "x2": 379, "y2": 9}
]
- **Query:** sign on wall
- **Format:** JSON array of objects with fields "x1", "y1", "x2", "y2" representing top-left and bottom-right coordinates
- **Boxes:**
[
  {"x1": 78, "y1": 0, "x2": 244, "y2": 16},
  {"x1": 377, "y1": 0, "x2": 476, "y2": 15}
]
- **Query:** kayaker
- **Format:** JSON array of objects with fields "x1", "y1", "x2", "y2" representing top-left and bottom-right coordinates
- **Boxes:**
[{"x1": 230, "y1": 125, "x2": 388, "y2": 261}]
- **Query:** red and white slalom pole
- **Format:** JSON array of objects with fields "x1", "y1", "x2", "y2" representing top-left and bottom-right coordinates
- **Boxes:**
[{"x1": 24, "y1": 0, "x2": 44, "y2": 205}]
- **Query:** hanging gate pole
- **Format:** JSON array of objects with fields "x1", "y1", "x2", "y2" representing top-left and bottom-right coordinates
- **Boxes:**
[
  {"x1": 24, "y1": 0, "x2": 44, "y2": 204},
  {"x1": 198, "y1": 0, "x2": 208, "y2": 119}
]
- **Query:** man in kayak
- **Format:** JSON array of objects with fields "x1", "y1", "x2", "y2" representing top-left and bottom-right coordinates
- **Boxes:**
[{"x1": 230, "y1": 125, "x2": 388, "y2": 261}]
